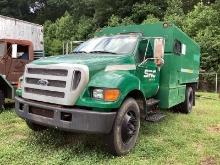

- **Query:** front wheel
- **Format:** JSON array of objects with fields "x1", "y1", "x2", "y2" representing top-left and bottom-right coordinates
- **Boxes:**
[{"x1": 106, "y1": 98, "x2": 140, "y2": 156}]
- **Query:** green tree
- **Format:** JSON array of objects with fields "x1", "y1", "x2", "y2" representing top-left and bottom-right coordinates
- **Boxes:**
[
  {"x1": 31, "y1": 0, "x2": 71, "y2": 24},
  {"x1": 107, "y1": 15, "x2": 134, "y2": 27},
  {"x1": 183, "y1": 3, "x2": 220, "y2": 75},
  {"x1": 0, "y1": 0, "x2": 34, "y2": 21},
  {"x1": 107, "y1": 15, "x2": 121, "y2": 27},
  {"x1": 94, "y1": 0, "x2": 141, "y2": 26},
  {"x1": 54, "y1": 12, "x2": 76, "y2": 41},
  {"x1": 44, "y1": 12, "x2": 95, "y2": 55},
  {"x1": 182, "y1": 0, "x2": 215, "y2": 13},
  {"x1": 131, "y1": 2, "x2": 162, "y2": 23},
  {"x1": 164, "y1": 0, "x2": 184, "y2": 26},
  {"x1": 44, "y1": 13, "x2": 76, "y2": 55},
  {"x1": 74, "y1": 16, "x2": 95, "y2": 40},
  {"x1": 142, "y1": 14, "x2": 160, "y2": 24}
]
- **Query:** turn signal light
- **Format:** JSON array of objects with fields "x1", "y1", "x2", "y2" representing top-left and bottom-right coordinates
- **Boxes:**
[{"x1": 104, "y1": 89, "x2": 120, "y2": 102}]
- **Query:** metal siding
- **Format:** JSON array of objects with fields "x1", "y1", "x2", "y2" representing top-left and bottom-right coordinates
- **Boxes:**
[{"x1": 0, "y1": 15, "x2": 43, "y2": 51}]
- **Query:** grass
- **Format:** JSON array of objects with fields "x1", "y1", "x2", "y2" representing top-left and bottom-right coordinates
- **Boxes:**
[{"x1": 0, "y1": 92, "x2": 219, "y2": 165}]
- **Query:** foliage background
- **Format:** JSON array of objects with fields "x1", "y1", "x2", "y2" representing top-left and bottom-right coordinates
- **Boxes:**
[{"x1": 0, "y1": 0, "x2": 219, "y2": 90}]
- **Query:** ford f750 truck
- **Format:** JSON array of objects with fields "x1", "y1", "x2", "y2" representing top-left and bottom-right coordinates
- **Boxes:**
[{"x1": 15, "y1": 23, "x2": 200, "y2": 156}]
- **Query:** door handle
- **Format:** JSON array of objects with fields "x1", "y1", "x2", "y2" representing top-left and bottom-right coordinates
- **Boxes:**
[{"x1": 138, "y1": 57, "x2": 164, "y2": 67}]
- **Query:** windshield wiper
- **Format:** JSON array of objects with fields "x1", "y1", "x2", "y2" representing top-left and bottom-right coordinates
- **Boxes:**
[
  {"x1": 89, "y1": 50, "x2": 118, "y2": 54},
  {"x1": 72, "y1": 51, "x2": 88, "y2": 54}
]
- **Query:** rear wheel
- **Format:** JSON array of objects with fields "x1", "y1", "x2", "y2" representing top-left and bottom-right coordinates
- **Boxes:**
[
  {"x1": 106, "y1": 98, "x2": 140, "y2": 156},
  {"x1": 26, "y1": 120, "x2": 47, "y2": 131},
  {"x1": 0, "y1": 90, "x2": 5, "y2": 114},
  {"x1": 179, "y1": 87, "x2": 194, "y2": 114}
]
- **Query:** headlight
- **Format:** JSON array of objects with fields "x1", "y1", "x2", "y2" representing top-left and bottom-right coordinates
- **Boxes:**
[
  {"x1": 92, "y1": 88, "x2": 120, "y2": 102},
  {"x1": 92, "y1": 89, "x2": 104, "y2": 100}
]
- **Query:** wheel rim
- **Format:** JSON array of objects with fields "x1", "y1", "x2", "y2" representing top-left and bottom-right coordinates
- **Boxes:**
[{"x1": 121, "y1": 110, "x2": 138, "y2": 144}]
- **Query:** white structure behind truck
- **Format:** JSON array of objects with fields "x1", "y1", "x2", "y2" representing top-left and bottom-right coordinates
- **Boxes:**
[{"x1": 0, "y1": 15, "x2": 44, "y2": 52}]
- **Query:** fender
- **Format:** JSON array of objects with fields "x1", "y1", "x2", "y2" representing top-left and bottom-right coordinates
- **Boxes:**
[
  {"x1": 76, "y1": 70, "x2": 144, "y2": 109},
  {"x1": 0, "y1": 74, "x2": 14, "y2": 99}
]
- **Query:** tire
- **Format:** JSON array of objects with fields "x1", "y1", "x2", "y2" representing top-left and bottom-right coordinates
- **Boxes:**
[
  {"x1": 26, "y1": 120, "x2": 47, "y2": 131},
  {"x1": 179, "y1": 87, "x2": 194, "y2": 114},
  {"x1": 0, "y1": 90, "x2": 5, "y2": 114},
  {"x1": 106, "y1": 98, "x2": 140, "y2": 156}
]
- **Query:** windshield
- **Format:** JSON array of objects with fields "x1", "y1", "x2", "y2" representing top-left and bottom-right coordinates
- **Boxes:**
[{"x1": 74, "y1": 35, "x2": 138, "y2": 54}]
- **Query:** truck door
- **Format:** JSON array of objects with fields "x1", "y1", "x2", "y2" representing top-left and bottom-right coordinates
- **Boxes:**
[
  {"x1": 0, "y1": 43, "x2": 13, "y2": 77},
  {"x1": 7, "y1": 44, "x2": 30, "y2": 85},
  {"x1": 136, "y1": 38, "x2": 165, "y2": 98},
  {"x1": 0, "y1": 42, "x2": 7, "y2": 75}
]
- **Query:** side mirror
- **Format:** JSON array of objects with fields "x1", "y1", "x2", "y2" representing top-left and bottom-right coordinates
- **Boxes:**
[
  {"x1": 154, "y1": 38, "x2": 165, "y2": 67},
  {"x1": 12, "y1": 44, "x2": 18, "y2": 58}
]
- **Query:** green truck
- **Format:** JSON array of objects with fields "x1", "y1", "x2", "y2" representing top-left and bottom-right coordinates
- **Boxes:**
[{"x1": 15, "y1": 22, "x2": 200, "y2": 156}]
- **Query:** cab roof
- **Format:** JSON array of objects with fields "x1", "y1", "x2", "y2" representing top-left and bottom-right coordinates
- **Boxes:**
[
  {"x1": 0, "y1": 39, "x2": 33, "y2": 46},
  {"x1": 96, "y1": 22, "x2": 200, "y2": 54}
]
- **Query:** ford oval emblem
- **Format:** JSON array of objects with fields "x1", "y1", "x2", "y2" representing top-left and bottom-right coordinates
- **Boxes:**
[{"x1": 37, "y1": 79, "x2": 49, "y2": 86}]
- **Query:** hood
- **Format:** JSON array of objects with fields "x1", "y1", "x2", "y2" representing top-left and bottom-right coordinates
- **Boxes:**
[{"x1": 32, "y1": 53, "x2": 134, "y2": 72}]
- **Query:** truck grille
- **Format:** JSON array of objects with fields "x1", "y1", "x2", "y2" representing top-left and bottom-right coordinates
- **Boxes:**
[
  {"x1": 27, "y1": 68, "x2": 68, "y2": 76},
  {"x1": 26, "y1": 78, "x2": 66, "y2": 88},
  {"x1": 25, "y1": 88, "x2": 65, "y2": 98},
  {"x1": 22, "y1": 64, "x2": 89, "y2": 105}
]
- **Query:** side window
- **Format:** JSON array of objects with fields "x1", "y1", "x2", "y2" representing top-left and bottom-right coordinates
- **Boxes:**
[
  {"x1": 137, "y1": 40, "x2": 148, "y2": 63},
  {"x1": 17, "y1": 45, "x2": 29, "y2": 60},
  {"x1": 174, "y1": 40, "x2": 182, "y2": 54},
  {"x1": 145, "y1": 42, "x2": 153, "y2": 58},
  {"x1": 137, "y1": 40, "x2": 154, "y2": 63}
]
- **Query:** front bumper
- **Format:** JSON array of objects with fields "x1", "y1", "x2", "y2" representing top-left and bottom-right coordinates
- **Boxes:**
[{"x1": 15, "y1": 96, "x2": 116, "y2": 134}]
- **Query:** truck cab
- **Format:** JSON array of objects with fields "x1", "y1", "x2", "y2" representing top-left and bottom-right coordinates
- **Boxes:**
[
  {"x1": 15, "y1": 23, "x2": 200, "y2": 156},
  {"x1": 0, "y1": 39, "x2": 34, "y2": 85},
  {"x1": 0, "y1": 15, "x2": 44, "y2": 112},
  {"x1": 0, "y1": 39, "x2": 35, "y2": 111}
]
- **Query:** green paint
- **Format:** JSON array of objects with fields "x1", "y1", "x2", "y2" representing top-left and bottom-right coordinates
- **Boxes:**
[{"x1": 17, "y1": 22, "x2": 200, "y2": 111}]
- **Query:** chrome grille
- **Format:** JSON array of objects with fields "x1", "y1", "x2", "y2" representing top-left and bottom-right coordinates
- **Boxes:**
[
  {"x1": 26, "y1": 78, "x2": 66, "y2": 88},
  {"x1": 27, "y1": 68, "x2": 68, "y2": 76},
  {"x1": 25, "y1": 88, "x2": 65, "y2": 98},
  {"x1": 22, "y1": 64, "x2": 89, "y2": 105}
]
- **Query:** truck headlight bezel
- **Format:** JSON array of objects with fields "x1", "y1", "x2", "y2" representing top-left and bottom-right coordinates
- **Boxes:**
[{"x1": 92, "y1": 88, "x2": 120, "y2": 102}]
